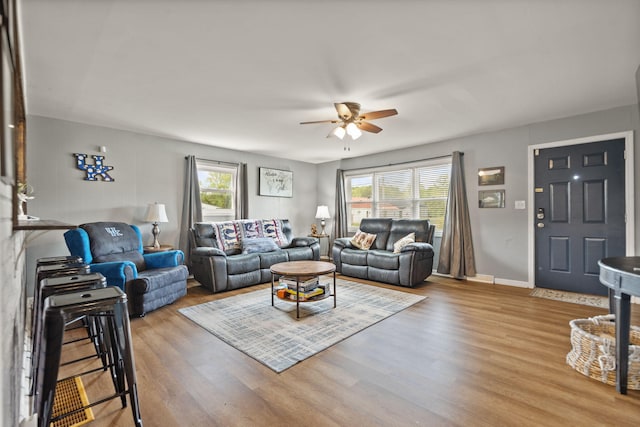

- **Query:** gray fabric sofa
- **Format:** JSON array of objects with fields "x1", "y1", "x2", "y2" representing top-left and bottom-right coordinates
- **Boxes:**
[
  {"x1": 332, "y1": 218, "x2": 435, "y2": 287},
  {"x1": 190, "y1": 219, "x2": 320, "y2": 293}
]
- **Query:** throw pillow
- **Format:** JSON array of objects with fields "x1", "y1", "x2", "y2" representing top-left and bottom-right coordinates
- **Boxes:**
[
  {"x1": 261, "y1": 219, "x2": 289, "y2": 247},
  {"x1": 214, "y1": 222, "x2": 241, "y2": 252},
  {"x1": 242, "y1": 237, "x2": 281, "y2": 254},
  {"x1": 393, "y1": 232, "x2": 415, "y2": 254},
  {"x1": 239, "y1": 220, "x2": 263, "y2": 240},
  {"x1": 351, "y1": 230, "x2": 377, "y2": 250}
]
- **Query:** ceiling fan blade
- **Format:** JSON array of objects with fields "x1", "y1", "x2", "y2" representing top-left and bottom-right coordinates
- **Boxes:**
[
  {"x1": 300, "y1": 119, "x2": 340, "y2": 125},
  {"x1": 357, "y1": 121, "x2": 383, "y2": 134},
  {"x1": 358, "y1": 109, "x2": 398, "y2": 121}
]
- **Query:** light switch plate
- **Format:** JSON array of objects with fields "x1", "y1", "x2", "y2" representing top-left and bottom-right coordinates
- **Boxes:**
[{"x1": 514, "y1": 200, "x2": 526, "y2": 210}]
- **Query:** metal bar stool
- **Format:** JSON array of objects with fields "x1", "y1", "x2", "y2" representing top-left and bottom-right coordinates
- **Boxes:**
[
  {"x1": 31, "y1": 256, "x2": 83, "y2": 337},
  {"x1": 30, "y1": 261, "x2": 90, "y2": 395},
  {"x1": 32, "y1": 261, "x2": 90, "y2": 339},
  {"x1": 32, "y1": 273, "x2": 109, "y2": 392},
  {"x1": 35, "y1": 287, "x2": 143, "y2": 427},
  {"x1": 35, "y1": 255, "x2": 83, "y2": 266}
]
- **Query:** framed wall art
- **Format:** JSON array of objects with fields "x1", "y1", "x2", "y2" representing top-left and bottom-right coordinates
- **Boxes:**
[
  {"x1": 259, "y1": 167, "x2": 293, "y2": 197},
  {"x1": 479, "y1": 189, "x2": 505, "y2": 208},
  {"x1": 478, "y1": 166, "x2": 505, "y2": 186}
]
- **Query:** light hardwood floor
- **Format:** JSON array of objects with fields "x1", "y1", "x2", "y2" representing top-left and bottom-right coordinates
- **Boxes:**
[{"x1": 57, "y1": 275, "x2": 640, "y2": 426}]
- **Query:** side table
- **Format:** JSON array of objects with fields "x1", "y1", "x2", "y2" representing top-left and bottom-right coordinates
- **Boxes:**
[
  {"x1": 143, "y1": 244, "x2": 174, "y2": 254},
  {"x1": 598, "y1": 256, "x2": 640, "y2": 394},
  {"x1": 309, "y1": 234, "x2": 330, "y2": 260}
]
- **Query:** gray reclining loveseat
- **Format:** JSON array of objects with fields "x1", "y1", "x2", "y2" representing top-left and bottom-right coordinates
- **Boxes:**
[
  {"x1": 190, "y1": 219, "x2": 320, "y2": 293},
  {"x1": 332, "y1": 218, "x2": 435, "y2": 287}
]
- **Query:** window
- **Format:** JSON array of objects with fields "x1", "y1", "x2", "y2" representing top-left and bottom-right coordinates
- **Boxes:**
[
  {"x1": 344, "y1": 158, "x2": 451, "y2": 234},
  {"x1": 196, "y1": 159, "x2": 239, "y2": 221}
]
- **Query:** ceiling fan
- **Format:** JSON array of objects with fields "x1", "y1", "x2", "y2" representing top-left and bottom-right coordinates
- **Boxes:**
[{"x1": 300, "y1": 102, "x2": 398, "y2": 145}]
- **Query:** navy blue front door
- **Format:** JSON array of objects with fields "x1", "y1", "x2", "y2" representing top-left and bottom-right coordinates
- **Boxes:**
[{"x1": 534, "y1": 139, "x2": 626, "y2": 295}]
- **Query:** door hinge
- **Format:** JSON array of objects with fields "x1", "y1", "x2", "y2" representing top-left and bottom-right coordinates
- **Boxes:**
[
  {"x1": 534, "y1": 149, "x2": 539, "y2": 156},
  {"x1": 624, "y1": 150, "x2": 626, "y2": 160}
]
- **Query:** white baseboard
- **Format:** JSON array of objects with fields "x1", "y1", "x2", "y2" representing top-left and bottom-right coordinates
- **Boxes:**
[
  {"x1": 494, "y1": 278, "x2": 533, "y2": 288},
  {"x1": 431, "y1": 271, "x2": 531, "y2": 288},
  {"x1": 430, "y1": 271, "x2": 637, "y2": 302},
  {"x1": 430, "y1": 271, "x2": 495, "y2": 283},
  {"x1": 467, "y1": 274, "x2": 494, "y2": 284}
]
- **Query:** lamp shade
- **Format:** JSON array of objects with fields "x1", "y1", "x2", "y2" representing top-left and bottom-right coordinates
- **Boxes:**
[
  {"x1": 315, "y1": 205, "x2": 330, "y2": 220},
  {"x1": 330, "y1": 126, "x2": 346, "y2": 140},
  {"x1": 345, "y1": 122, "x2": 362, "y2": 140},
  {"x1": 145, "y1": 203, "x2": 169, "y2": 223}
]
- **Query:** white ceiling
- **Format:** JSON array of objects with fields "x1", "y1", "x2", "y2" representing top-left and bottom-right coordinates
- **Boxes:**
[{"x1": 19, "y1": 0, "x2": 640, "y2": 164}]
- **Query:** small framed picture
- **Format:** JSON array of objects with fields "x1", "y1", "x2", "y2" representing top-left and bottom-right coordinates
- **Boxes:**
[
  {"x1": 478, "y1": 166, "x2": 505, "y2": 186},
  {"x1": 479, "y1": 190, "x2": 505, "y2": 208}
]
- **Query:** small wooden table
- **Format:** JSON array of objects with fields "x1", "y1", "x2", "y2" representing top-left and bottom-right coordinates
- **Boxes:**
[
  {"x1": 143, "y1": 245, "x2": 174, "y2": 254},
  {"x1": 598, "y1": 256, "x2": 640, "y2": 394},
  {"x1": 308, "y1": 234, "x2": 330, "y2": 260},
  {"x1": 270, "y1": 260, "x2": 336, "y2": 318}
]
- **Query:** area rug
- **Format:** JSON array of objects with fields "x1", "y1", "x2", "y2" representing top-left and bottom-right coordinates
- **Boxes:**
[
  {"x1": 179, "y1": 278, "x2": 426, "y2": 373},
  {"x1": 530, "y1": 287, "x2": 608, "y2": 309}
]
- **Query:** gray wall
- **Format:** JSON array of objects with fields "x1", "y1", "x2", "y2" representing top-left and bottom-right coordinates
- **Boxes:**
[
  {"x1": 315, "y1": 105, "x2": 640, "y2": 284},
  {"x1": 24, "y1": 116, "x2": 319, "y2": 294},
  {"x1": 24, "y1": 104, "x2": 640, "y2": 293}
]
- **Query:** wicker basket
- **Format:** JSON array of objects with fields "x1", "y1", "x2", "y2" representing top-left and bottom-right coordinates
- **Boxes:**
[{"x1": 566, "y1": 314, "x2": 640, "y2": 390}]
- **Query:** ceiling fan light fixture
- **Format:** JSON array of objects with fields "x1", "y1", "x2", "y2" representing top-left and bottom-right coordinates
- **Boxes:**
[
  {"x1": 346, "y1": 122, "x2": 362, "y2": 140},
  {"x1": 331, "y1": 125, "x2": 346, "y2": 139}
]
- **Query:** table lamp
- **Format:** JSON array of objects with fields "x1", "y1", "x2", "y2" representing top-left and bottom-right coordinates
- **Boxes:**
[
  {"x1": 315, "y1": 205, "x2": 330, "y2": 236},
  {"x1": 145, "y1": 202, "x2": 169, "y2": 248}
]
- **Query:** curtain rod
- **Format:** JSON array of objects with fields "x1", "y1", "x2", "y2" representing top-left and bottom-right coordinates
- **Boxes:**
[
  {"x1": 186, "y1": 156, "x2": 239, "y2": 167},
  {"x1": 343, "y1": 152, "x2": 459, "y2": 173}
]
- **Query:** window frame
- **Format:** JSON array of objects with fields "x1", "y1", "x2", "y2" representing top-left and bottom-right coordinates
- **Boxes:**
[
  {"x1": 196, "y1": 159, "x2": 239, "y2": 221},
  {"x1": 343, "y1": 157, "x2": 452, "y2": 235}
]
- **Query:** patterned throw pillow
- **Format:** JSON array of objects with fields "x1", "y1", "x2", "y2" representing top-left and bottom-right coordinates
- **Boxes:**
[
  {"x1": 241, "y1": 237, "x2": 281, "y2": 254},
  {"x1": 239, "y1": 220, "x2": 263, "y2": 240},
  {"x1": 214, "y1": 221, "x2": 241, "y2": 252},
  {"x1": 261, "y1": 219, "x2": 289, "y2": 247},
  {"x1": 393, "y1": 232, "x2": 415, "y2": 254},
  {"x1": 351, "y1": 230, "x2": 377, "y2": 250}
]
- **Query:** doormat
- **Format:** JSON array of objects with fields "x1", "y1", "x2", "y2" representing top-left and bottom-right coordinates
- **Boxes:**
[
  {"x1": 530, "y1": 288, "x2": 608, "y2": 309},
  {"x1": 51, "y1": 376, "x2": 94, "y2": 427},
  {"x1": 179, "y1": 278, "x2": 427, "y2": 373}
]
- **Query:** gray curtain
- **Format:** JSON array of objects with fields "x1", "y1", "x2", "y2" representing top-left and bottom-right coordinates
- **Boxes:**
[
  {"x1": 236, "y1": 162, "x2": 248, "y2": 219},
  {"x1": 333, "y1": 169, "x2": 348, "y2": 239},
  {"x1": 437, "y1": 151, "x2": 476, "y2": 279},
  {"x1": 179, "y1": 155, "x2": 202, "y2": 268}
]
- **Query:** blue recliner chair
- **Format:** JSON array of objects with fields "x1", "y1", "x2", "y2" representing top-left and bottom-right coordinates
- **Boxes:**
[{"x1": 64, "y1": 221, "x2": 188, "y2": 317}]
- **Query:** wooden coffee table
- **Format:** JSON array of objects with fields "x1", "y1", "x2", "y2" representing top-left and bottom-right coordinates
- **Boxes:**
[{"x1": 270, "y1": 260, "x2": 336, "y2": 318}]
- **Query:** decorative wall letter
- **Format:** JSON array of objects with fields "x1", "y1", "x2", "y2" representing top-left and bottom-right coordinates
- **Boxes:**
[{"x1": 73, "y1": 153, "x2": 115, "y2": 181}]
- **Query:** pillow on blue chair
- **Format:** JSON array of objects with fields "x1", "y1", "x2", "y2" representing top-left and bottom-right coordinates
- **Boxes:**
[{"x1": 242, "y1": 237, "x2": 281, "y2": 254}]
